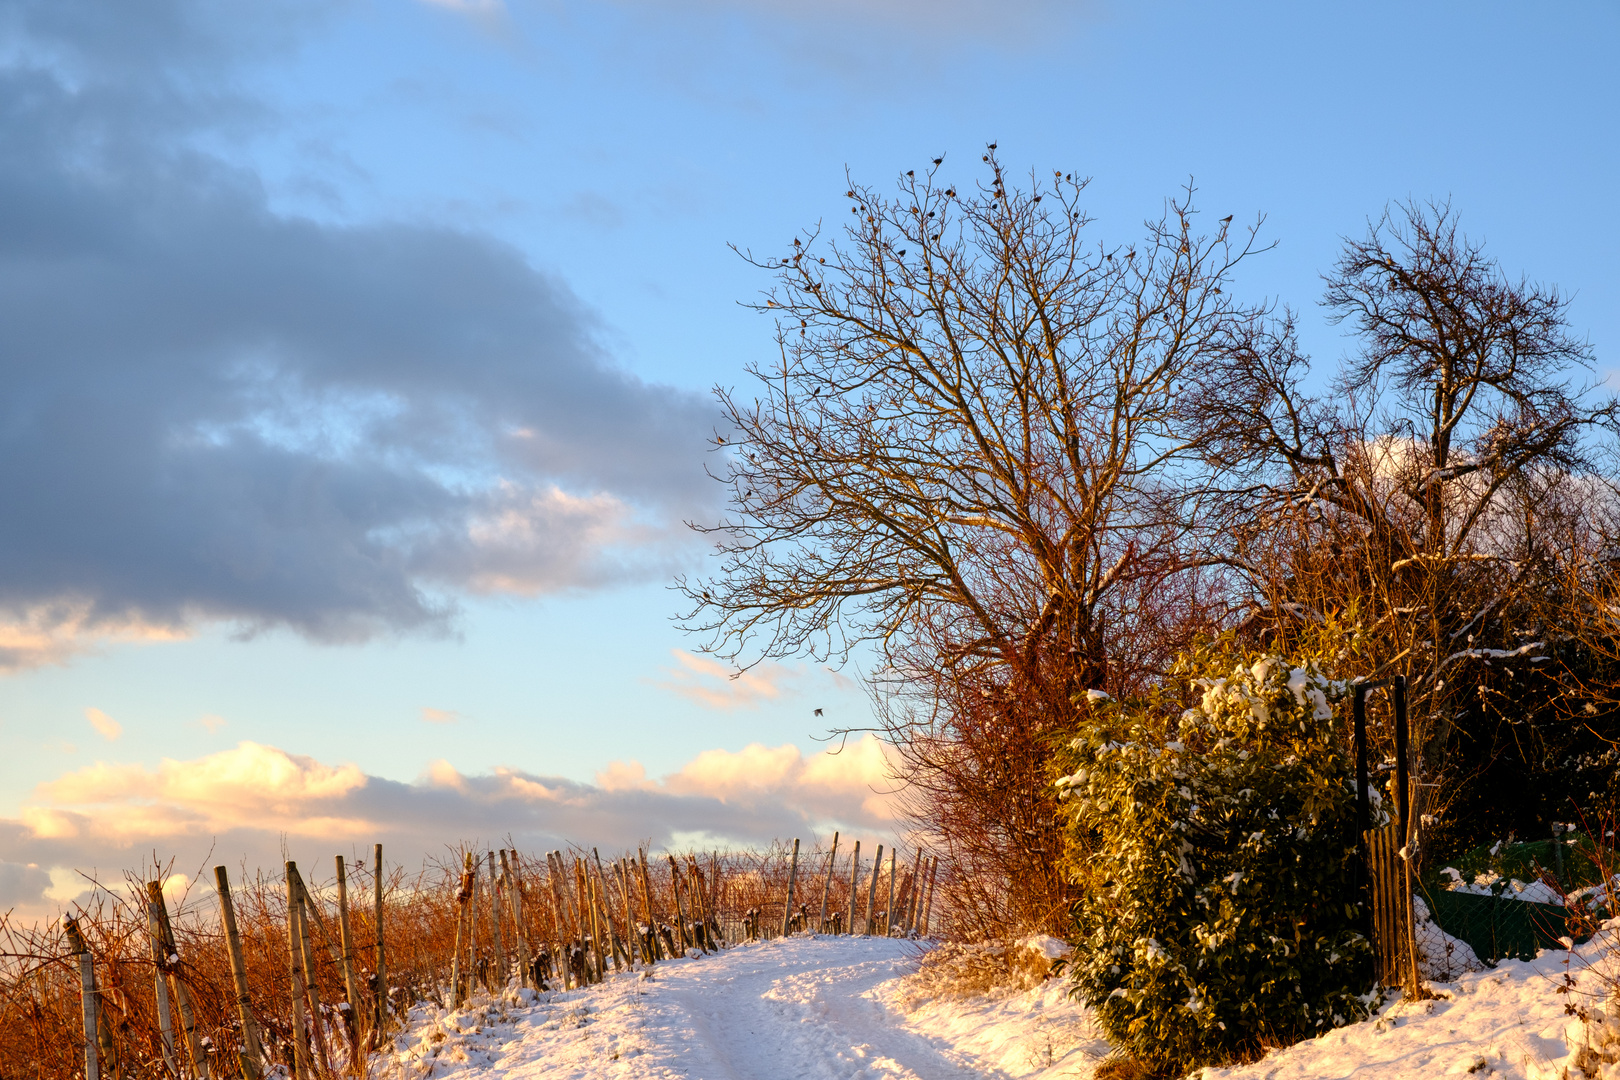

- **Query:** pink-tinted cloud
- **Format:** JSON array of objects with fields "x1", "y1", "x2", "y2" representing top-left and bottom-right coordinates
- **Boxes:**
[
  {"x1": 0, "y1": 736, "x2": 901, "y2": 922},
  {"x1": 84, "y1": 707, "x2": 122, "y2": 742},
  {"x1": 649, "y1": 649, "x2": 801, "y2": 709}
]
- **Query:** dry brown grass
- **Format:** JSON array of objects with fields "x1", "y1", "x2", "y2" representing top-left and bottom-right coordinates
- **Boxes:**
[
  {"x1": 1091, "y1": 1056, "x2": 1161, "y2": 1080},
  {"x1": 0, "y1": 838, "x2": 931, "y2": 1078},
  {"x1": 894, "y1": 939, "x2": 1059, "y2": 1011}
]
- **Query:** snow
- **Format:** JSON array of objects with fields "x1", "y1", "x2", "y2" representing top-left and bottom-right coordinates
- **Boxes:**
[
  {"x1": 377, "y1": 936, "x2": 1105, "y2": 1080},
  {"x1": 1443, "y1": 875, "x2": 1567, "y2": 906},
  {"x1": 375, "y1": 930, "x2": 1620, "y2": 1080},
  {"x1": 1200, "y1": 927, "x2": 1620, "y2": 1080},
  {"x1": 1413, "y1": 896, "x2": 1484, "y2": 982},
  {"x1": 1018, "y1": 934, "x2": 1075, "y2": 962}
]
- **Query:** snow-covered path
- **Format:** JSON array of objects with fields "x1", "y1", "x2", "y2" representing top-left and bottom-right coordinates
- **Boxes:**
[
  {"x1": 375, "y1": 930, "x2": 1620, "y2": 1079},
  {"x1": 379, "y1": 936, "x2": 1105, "y2": 1080},
  {"x1": 600, "y1": 939, "x2": 988, "y2": 1079}
]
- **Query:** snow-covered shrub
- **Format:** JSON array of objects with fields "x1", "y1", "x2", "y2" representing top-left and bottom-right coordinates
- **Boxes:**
[{"x1": 1054, "y1": 640, "x2": 1377, "y2": 1074}]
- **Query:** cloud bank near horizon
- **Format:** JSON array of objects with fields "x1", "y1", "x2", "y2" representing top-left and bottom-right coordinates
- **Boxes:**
[{"x1": 0, "y1": 734, "x2": 900, "y2": 920}]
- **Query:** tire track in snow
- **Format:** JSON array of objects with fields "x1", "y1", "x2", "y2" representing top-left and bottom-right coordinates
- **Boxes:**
[
  {"x1": 381, "y1": 936, "x2": 1053, "y2": 1079},
  {"x1": 647, "y1": 941, "x2": 992, "y2": 1079}
]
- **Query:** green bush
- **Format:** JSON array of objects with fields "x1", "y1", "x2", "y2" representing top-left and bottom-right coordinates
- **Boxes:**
[{"x1": 1055, "y1": 640, "x2": 1377, "y2": 1074}]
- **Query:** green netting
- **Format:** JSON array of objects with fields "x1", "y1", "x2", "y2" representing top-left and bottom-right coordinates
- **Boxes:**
[
  {"x1": 1448, "y1": 834, "x2": 1599, "y2": 891},
  {"x1": 1422, "y1": 888, "x2": 1589, "y2": 964}
]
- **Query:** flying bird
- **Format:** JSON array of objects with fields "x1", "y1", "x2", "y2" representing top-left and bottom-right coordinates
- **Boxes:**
[{"x1": 814, "y1": 708, "x2": 824, "y2": 717}]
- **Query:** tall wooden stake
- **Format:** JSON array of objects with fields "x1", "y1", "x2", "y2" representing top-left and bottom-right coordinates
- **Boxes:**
[
  {"x1": 544, "y1": 852, "x2": 570, "y2": 986},
  {"x1": 585, "y1": 868, "x2": 604, "y2": 980},
  {"x1": 373, "y1": 843, "x2": 388, "y2": 1044},
  {"x1": 214, "y1": 866, "x2": 264, "y2": 1078},
  {"x1": 885, "y1": 848, "x2": 898, "y2": 937},
  {"x1": 592, "y1": 849, "x2": 626, "y2": 968},
  {"x1": 286, "y1": 862, "x2": 312, "y2": 1080},
  {"x1": 781, "y1": 838, "x2": 801, "y2": 938},
  {"x1": 904, "y1": 848, "x2": 924, "y2": 933},
  {"x1": 290, "y1": 866, "x2": 334, "y2": 1077},
  {"x1": 64, "y1": 916, "x2": 100, "y2": 1080},
  {"x1": 466, "y1": 852, "x2": 481, "y2": 993},
  {"x1": 864, "y1": 844, "x2": 883, "y2": 935},
  {"x1": 565, "y1": 855, "x2": 589, "y2": 982},
  {"x1": 689, "y1": 857, "x2": 716, "y2": 950},
  {"x1": 487, "y1": 852, "x2": 509, "y2": 986},
  {"x1": 615, "y1": 858, "x2": 639, "y2": 965},
  {"x1": 920, "y1": 856, "x2": 940, "y2": 936},
  {"x1": 816, "y1": 832, "x2": 839, "y2": 933},
  {"x1": 667, "y1": 854, "x2": 692, "y2": 954},
  {"x1": 148, "y1": 881, "x2": 210, "y2": 1079},
  {"x1": 845, "y1": 840, "x2": 861, "y2": 936},
  {"x1": 334, "y1": 856, "x2": 363, "y2": 1056},
  {"x1": 452, "y1": 853, "x2": 477, "y2": 1003},
  {"x1": 637, "y1": 849, "x2": 662, "y2": 961},
  {"x1": 501, "y1": 850, "x2": 532, "y2": 988},
  {"x1": 144, "y1": 889, "x2": 179, "y2": 1077}
]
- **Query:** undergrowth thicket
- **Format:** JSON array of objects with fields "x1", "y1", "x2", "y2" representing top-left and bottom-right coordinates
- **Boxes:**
[{"x1": 1054, "y1": 638, "x2": 1377, "y2": 1074}]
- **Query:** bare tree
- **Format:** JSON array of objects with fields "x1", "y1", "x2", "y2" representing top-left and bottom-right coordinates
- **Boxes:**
[
  {"x1": 678, "y1": 150, "x2": 1264, "y2": 933},
  {"x1": 1195, "y1": 200, "x2": 1616, "y2": 822}
]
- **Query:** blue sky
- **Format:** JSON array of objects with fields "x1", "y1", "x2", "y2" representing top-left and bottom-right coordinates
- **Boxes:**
[{"x1": 0, "y1": 0, "x2": 1615, "y2": 914}]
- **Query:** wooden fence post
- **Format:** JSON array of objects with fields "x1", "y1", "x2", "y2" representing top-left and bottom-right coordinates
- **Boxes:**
[
  {"x1": 144, "y1": 887, "x2": 179, "y2": 1076},
  {"x1": 544, "y1": 852, "x2": 570, "y2": 985},
  {"x1": 816, "y1": 832, "x2": 839, "y2": 934},
  {"x1": 214, "y1": 866, "x2": 265, "y2": 1078},
  {"x1": 289, "y1": 866, "x2": 335, "y2": 1076},
  {"x1": 452, "y1": 853, "x2": 476, "y2": 1004},
  {"x1": 571, "y1": 856, "x2": 600, "y2": 982},
  {"x1": 501, "y1": 850, "x2": 532, "y2": 987},
  {"x1": 587, "y1": 870, "x2": 607, "y2": 978},
  {"x1": 904, "y1": 848, "x2": 923, "y2": 933},
  {"x1": 885, "y1": 848, "x2": 898, "y2": 937},
  {"x1": 592, "y1": 849, "x2": 627, "y2": 968},
  {"x1": 615, "y1": 858, "x2": 639, "y2": 965},
  {"x1": 467, "y1": 852, "x2": 483, "y2": 993},
  {"x1": 565, "y1": 854, "x2": 583, "y2": 983},
  {"x1": 637, "y1": 848, "x2": 663, "y2": 961},
  {"x1": 845, "y1": 841, "x2": 861, "y2": 936},
  {"x1": 686, "y1": 857, "x2": 705, "y2": 950},
  {"x1": 864, "y1": 844, "x2": 883, "y2": 935},
  {"x1": 486, "y1": 852, "x2": 509, "y2": 986},
  {"x1": 689, "y1": 857, "x2": 717, "y2": 950},
  {"x1": 148, "y1": 880, "x2": 210, "y2": 1079},
  {"x1": 286, "y1": 862, "x2": 312, "y2": 1080},
  {"x1": 668, "y1": 854, "x2": 694, "y2": 954},
  {"x1": 372, "y1": 843, "x2": 388, "y2": 1046},
  {"x1": 920, "y1": 856, "x2": 940, "y2": 936},
  {"x1": 334, "y1": 856, "x2": 363, "y2": 1048},
  {"x1": 781, "y1": 838, "x2": 801, "y2": 938},
  {"x1": 63, "y1": 916, "x2": 100, "y2": 1080}
]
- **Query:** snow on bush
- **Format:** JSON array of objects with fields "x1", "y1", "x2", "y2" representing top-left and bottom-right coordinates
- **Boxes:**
[{"x1": 1054, "y1": 639, "x2": 1377, "y2": 1074}]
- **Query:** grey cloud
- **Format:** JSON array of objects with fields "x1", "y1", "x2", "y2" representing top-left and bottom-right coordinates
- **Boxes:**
[
  {"x1": 0, "y1": 858, "x2": 52, "y2": 908},
  {"x1": 0, "y1": 1, "x2": 717, "y2": 656}
]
